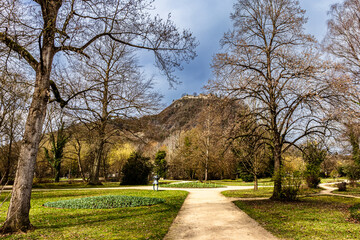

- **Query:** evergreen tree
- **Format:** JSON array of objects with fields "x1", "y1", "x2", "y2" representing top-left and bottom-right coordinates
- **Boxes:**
[{"x1": 154, "y1": 151, "x2": 168, "y2": 179}]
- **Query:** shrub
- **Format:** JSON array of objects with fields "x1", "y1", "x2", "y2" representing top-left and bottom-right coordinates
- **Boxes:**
[
  {"x1": 240, "y1": 172, "x2": 254, "y2": 182},
  {"x1": 338, "y1": 165, "x2": 346, "y2": 177},
  {"x1": 121, "y1": 152, "x2": 152, "y2": 185},
  {"x1": 303, "y1": 141, "x2": 327, "y2": 188},
  {"x1": 43, "y1": 195, "x2": 164, "y2": 209},
  {"x1": 344, "y1": 164, "x2": 360, "y2": 185},
  {"x1": 280, "y1": 171, "x2": 302, "y2": 201},
  {"x1": 337, "y1": 182, "x2": 347, "y2": 191},
  {"x1": 330, "y1": 169, "x2": 340, "y2": 180},
  {"x1": 350, "y1": 203, "x2": 360, "y2": 221},
  {"x1": 154, "y1": 150, "x2": 168, "y2": 178},
  {"x1": 237, "y1": 164, "x2": 254, "y2": 182}
]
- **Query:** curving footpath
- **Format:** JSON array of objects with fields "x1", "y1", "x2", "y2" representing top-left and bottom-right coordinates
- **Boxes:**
[{"x1": 318, "y1": 182, "x2": 360, "y2": 199}]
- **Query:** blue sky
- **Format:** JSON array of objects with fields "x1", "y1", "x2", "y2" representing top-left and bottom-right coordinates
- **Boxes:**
[{"x1": 142, "y1": 0, "x2": 340, "y2": 106}]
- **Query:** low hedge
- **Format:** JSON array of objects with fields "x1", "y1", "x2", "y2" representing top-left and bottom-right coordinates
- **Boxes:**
[{"x1": 43, "y1": 195, "x2": 165, "y2": 209}]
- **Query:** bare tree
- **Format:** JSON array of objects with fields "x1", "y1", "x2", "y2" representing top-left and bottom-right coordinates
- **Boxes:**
[
  {"x1": 325, "y1": 0, "x2": 360, "y2": 84},
  {"x1": 231, "y1": 117, "x2": 269, "y2": 190},
  {"x1": 169, "y1": 97, "x2": 246, "y2": 180},
  {"x1": 69, "y1": 39, "x2": 162, "y2": 185},
  {"x1": 0, "y1": 0, "x2": 197, "y2": 233},
  {"x1": 67, "y1": 128, "x2": 87, "y2": 182},
  {"x1": 193, "y1": 99, "x2": 225, "y2": 181},
  {"x1": 324, "y1": 0, "x2": 360, "y2": 166},
  {"x1": 208, "y1": 0, "x2": 329, "y2": 200},
  {"x1": 0, "y1": 70, "x2": 29, "y2": 184}
]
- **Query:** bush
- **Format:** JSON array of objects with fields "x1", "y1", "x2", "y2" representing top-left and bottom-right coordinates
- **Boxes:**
[
  {"x1": 281, "y1": 171, "x2": 302, "y2": 201},
  {"x1": 121, "y1": 152, "x2": 152, "y2": 185},
  {"x1": 240, "y1": 173, "x2": 254, "y2": 182},
  {"x1": 344, "y1": 164, "x2": 360, "y2": 184},
  {"x1": 154, "y1": 150, "x2": 168, "y2": 178},
  {"x1": 338, "y1": 165, "x2": 346, "y2": 177},
  {"x1": 303, "y1": 141, "x2": 327, "y2": 188},
  {"x1": 43, "y1": 195, "x2": 164, "y2": 209},
  {"x1": 337, "y1": 182, "x2": 347, "y2": 191},
  {"x1": 350, "y1": 203, "x2": 360, "y2": 221},
  {"x1": 237, "y1": 165, "x2": 254, "y2": 182},
  {"x1": 305, "y1": 175, "x2": 321, "y2": 189}
]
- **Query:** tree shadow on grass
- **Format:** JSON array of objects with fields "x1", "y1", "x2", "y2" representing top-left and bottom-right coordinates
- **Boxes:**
[{"x1": 33, "y1": 200, "x2": 181, "y2": 230}]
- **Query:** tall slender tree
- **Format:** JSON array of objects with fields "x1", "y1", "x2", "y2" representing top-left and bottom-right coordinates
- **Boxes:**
[{"x1": 0, "y1": 0, "x2": 197, "y2": 233}]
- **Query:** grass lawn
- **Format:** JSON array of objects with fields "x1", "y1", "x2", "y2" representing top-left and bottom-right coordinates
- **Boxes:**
[
  {"x1": 211, "y1": 177, "x2": 346, "y2": 187},
  {"x1": 0, "y1": 189, "x2": 188, "y2": 240},
  {"x1": 209, "y1": 178, "x2": 274, "y2": 187},
  {"x1": 32, "y1": 181, "x2": 124, "y2": 189},
  {"x1": 222, "y1": 187, "x2": 322, "y2": 198},
  {"x1": 222, "y1": 187, "x2": 274, "y2": 198},
  {"x1": 232, "y1": 196, "x2": 360, "y2": 240},
  {"x1": 161, "y1": 182, "x2": 225, "y2": 188},
  {"x1": 333, "y1": 186, "x2": 360, "y2": 197},
  {"x1": 32, "y1": 180, "x2": 181, "y2": 189},
  {"x1": 320, "y1": 177, "x2": 347, "y2": 184}
]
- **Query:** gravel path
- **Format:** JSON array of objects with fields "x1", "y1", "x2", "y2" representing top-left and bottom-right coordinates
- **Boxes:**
[{"x1": 162, "y1": 186, "x2": 277, "y2": 240}]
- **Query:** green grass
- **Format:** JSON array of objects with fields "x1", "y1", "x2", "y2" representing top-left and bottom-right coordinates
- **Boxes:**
[
  {"x1": 233, "y1": 196, "x2": 360, "y2": 240},
  {"x1": 209, "y1": 178, "x2": 274, "y2": 186},
  {"x1": 33, "y1": 180, "x2": 182, "y2": 189},
  {"x1": 33, "y1": 181, "x2": 120, "y2": 189},
  {"x1": 320, "y1": 177, "x2": 347, "y2": 184},
  {"x1": 161, "y1": 182, "x2": 225, "y2": 188},
  {"x1": 222, "y1": 187, "x2": 322, "y2": 198},
  {"x1": 0, "y1": 189, "x2": 188, "y2": 239},
  {"x1": 333, "y1": 186, "x2": 360, "y2": 196},
  {"x1": 44, "y1": 195, "x2": 164, "y2": 209},
  {"x1": 32, "y1": 181, "x2": 133, "y2": 189},
  {"x1": 222, "y1": 187, "x2": 274, "y2": 198},
  {"x1": 349, "y1": 203, "x2": 360, "y2": 221}
]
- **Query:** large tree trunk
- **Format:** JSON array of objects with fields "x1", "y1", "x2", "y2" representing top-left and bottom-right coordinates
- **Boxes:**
[
  {"x1": 0, "y1": 71, "x2": 50, "y2": 233},
  {"x1": 254, "y1": 175, "x2": 258, "y2": 191},
  {"x1": 89, "y1": 81, "x2": 108, "y2": 185},
  {"x1": 271, "y1": 144, "x2": 282, "y2": 200},
  {"x1": 1, "y1": 0, "x2": 59, "y2": 229},
  {"x1": 89, "y1": 139, "x2": 105, "y2": 185},
  {"x1": 54, "y1": 160, "x2": 61, "y2": 183}
]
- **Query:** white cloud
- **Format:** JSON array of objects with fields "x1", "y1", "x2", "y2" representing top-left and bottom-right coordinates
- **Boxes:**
[{"x1": 142, "y1": 0, "x2": 341, "y2": 106}]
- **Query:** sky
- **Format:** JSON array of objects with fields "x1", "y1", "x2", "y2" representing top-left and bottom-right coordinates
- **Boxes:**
[{"x1": 141, "y1": 0, "x2": 341, "y2": 106}]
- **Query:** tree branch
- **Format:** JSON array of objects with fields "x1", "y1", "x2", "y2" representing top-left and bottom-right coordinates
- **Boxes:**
[{"x1": 0, "y1": 32, "x2": 39, "y2": 70}]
